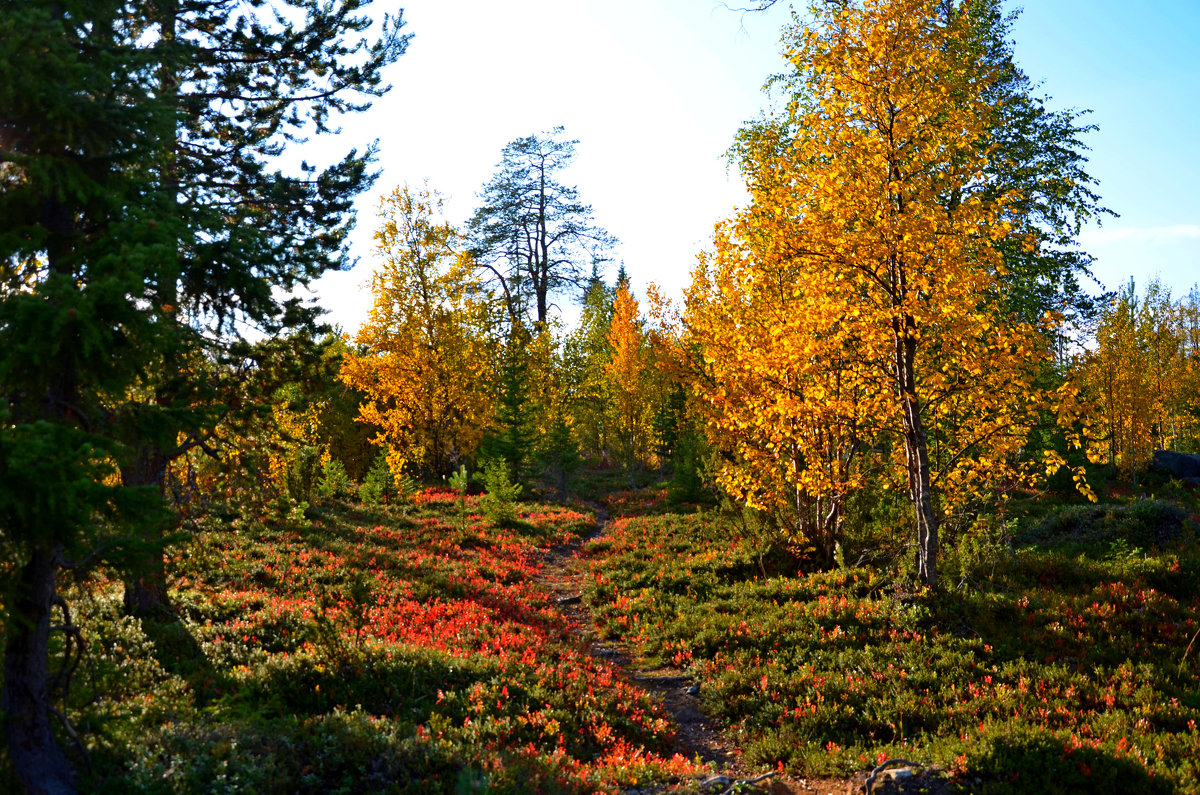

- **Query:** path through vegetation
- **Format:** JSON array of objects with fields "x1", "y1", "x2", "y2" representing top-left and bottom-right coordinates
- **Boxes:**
[{"x1": 535, "y1": 505, "x2": 853, "y2": 795}]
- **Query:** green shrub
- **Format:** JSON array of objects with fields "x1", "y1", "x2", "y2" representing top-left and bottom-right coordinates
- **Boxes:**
[
  {"x1": 943, "y1": 513, "x2": 1017, "y2": 588},
  {"x1": 359, "y1": 450, "x2": 397, "y2": 505},
  {"x1": 317, "y1": 458, "x2": 355, "y2": 499},
  {"x1": 1024, "y1": 500, "x2": 1189, "y2": 553},
  {"x1": 480, "y1": 459, "x2": 522, "y2": 526}
]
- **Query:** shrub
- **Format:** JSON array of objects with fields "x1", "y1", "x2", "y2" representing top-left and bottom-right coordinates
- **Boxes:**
[
  {"x1": 317, "y1": 458, "x2": 355, "y2": 499},
  {"x1": 480, "y1": 460, "x2": 522, "y2": 526},
  {"x1": 1024, "y1": 500, "x2": 1189, "y2": 553}
]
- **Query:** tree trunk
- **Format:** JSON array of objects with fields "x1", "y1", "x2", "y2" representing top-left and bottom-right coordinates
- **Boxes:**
[
  {"x1": 121, "y1": 445, "x2": 171, "y2": 616},
  {"x1": 5, "y1": 186, "x2": 80, "y2": 793},
  {"x1": 3, "y1": 546, "x2": 76, "y2": 795},
  {"x1": 119, "y1": 0, "x2": 178, "y2": 618},
  {"x1": 895, "y1": 322, "x2": 938, "y2": 589}
]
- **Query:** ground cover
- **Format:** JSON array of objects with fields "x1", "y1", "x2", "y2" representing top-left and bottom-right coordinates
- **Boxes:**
[
  {"x1": 583, "y1": 498, "x2": 1200, "y2": 793},
  {"x1": 35, "y1": 490, "x2": 702, "y2": 793}
]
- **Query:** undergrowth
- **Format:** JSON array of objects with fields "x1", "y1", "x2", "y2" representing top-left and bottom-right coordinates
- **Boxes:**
[
  {"x1": 584, "y1": 501, "x2": 1200, "y2": 793},
  {"x1": 5, "y1": 491, "x2": 703, "y2": 793}
]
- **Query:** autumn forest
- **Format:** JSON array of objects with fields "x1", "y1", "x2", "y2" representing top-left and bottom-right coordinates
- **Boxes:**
[{"x1": 2, "y1": 0, "x2": 1199, "y2": 793}]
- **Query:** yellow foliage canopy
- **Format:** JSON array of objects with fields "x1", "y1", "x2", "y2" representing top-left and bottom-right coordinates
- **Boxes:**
[
  {"x1": 685, "y1": 0, "x2": 1086, "y2": 580},
  {"x1": 340, "y1": 185, "x2": 494, "y2": 478},
  {"x1": 606, "y1": 283, "x2": 656, "y2": 473},
  {"x1": 1075, "y1": 280, "x2": 1200, "y2": 476}
]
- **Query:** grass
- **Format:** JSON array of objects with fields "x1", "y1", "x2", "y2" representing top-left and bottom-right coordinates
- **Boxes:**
[
  {"x1": 583, "y1": 494, "x2": 1200, "y2": 793},
  {"x1": 15, "y1": 489, "x2": 702, "y2": 793}
]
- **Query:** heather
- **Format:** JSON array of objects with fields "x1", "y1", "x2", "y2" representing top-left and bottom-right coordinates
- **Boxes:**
[
  {"x1": 584, "y1": 495, "x2": 1200, "y2": 793},
  {"x1": 43, "y1": 494, "x2": 699, "y2": 794}
]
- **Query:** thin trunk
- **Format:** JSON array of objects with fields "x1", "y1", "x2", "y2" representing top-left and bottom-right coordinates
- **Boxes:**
[
  {"x1": 895, "y1": 324, "x2": 938, "y2": 588},
  {"x1": 536, "y1": 163, "x2": 548, "y2": 327},
  {"x1": 885, "y1": 138, "x2": 937, "y2": 586},
  {"x1": 3, "y1": 547, "x2": 75, "y2": 795}
]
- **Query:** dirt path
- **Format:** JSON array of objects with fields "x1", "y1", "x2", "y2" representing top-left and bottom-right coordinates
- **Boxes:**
[{"x1": 536, "y1": 509, "x2": 852, "y2": 795}]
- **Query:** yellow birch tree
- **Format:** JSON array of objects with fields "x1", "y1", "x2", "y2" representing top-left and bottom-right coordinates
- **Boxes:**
[
  {"x1": 340, "y1": 185, "x2": 494, "y2": 478},
  {"x1": 1077, "y1": 279, "x2": 1200, "y2": 475},
  {"x1": 606, "y1": 283, "x2": 655, "y2": 479},
  {"x1": 686, "y1": 0, "x2": 1078, "y2": 586}
]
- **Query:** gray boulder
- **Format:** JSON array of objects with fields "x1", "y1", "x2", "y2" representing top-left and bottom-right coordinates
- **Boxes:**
[
  {"x1": 1151, "y1": 450, "x2": 1200, "y2": 479},
  {"x1": 847, "y1": 761, "x2": 949, "y2": 795}
]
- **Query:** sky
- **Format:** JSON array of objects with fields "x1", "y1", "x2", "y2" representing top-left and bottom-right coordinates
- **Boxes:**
[{"x1": 305, "y1": 0, "x2": 1200, "y2": 334}]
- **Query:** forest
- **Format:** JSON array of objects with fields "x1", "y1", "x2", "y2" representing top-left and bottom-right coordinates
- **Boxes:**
[{"x1": 2, "y1": 0, "x2": 1199, "y2": 793}]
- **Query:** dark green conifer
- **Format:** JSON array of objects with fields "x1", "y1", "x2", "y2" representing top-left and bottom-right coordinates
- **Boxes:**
[
  {"x1": 0, "y1": 0, "x2": 406, "y2": 787},
  {"x1": 481, "y1": 331, "x2": 539, "y2": 484}
]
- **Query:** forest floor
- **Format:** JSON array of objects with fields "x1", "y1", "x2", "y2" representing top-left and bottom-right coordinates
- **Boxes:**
[
  {"x1": 535, "y1": 505, "x2": 852, "y2": 795},
  {"x1": 4, "y1": 477, "x2": 1198, "y2": 793},
  {"x1": 578, "y1": 485, "x2": 1200, "y2": 795}
]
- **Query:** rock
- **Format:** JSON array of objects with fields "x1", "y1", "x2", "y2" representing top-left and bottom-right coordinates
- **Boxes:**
[
  {"x1": 699, "y1": 775, "x2": 734, "y2": 791},
  {"x1": 847, "y1": 761, "x2": 949, "y2": 795},
  {"x1": 699, "y1": 772, "x2": 778, "y2": 792},
  {"x1": 685, "y1": 684, "x2": 700, "y2": 696},
  {"x1": 556, "y1": 594, "x2": 582, "y2": 605},
  {"x1": 1151, "y1": 450, "x2": 1200, "y2": 479}
]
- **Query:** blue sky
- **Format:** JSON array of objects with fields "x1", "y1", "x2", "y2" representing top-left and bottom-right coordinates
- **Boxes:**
[
  {"x1": 308, "y1": 0, "x2": 1199, "y2": 331},
  {"x1": 1009, "y1": 0, "x2": 1200, "y2": 299}
]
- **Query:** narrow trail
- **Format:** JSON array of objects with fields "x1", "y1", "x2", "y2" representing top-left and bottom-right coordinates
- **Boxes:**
[{"x1": 535, "y1": 506, "x2": 853, "y2": 795}]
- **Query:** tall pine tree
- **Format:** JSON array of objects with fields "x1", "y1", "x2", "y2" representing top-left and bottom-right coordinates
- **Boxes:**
[
  {"x1": 1, "y1": 3, "x2": 176, "y2": 789},
  {"x1": 0, "y1": 0, "x2": 406, "y2": 788}
]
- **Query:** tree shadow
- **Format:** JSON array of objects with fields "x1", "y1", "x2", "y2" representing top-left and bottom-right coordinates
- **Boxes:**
[
  {"x1": 969, "y1": 734, "x2": 1175, "y2": 794},
  {"x1": 139, "y1": 613, "x2": 230, "y2": 706}
]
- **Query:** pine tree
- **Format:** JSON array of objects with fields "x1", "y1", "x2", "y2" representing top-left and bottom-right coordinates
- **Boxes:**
[
  {"x1": 0, "y1": 2, "x2": 176, "y2": 788},
  {"x1": 0, "y1": 0, "x2": 406, "y2": 786},
  {"x1": 466, "y1": 128, "x2": 615, "y2": 331}
]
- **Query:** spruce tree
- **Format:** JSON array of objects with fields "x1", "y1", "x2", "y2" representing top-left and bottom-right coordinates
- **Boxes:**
[
  {"x1": 562, "y1": 270, "x2": 615, "y2": 462},
  {"x1": 0, "y1": 0, "x2": 406, "y2": 788},
  {"x1": 0, "y1": 3, "x2": 175, "y2": 789},
  {"x1": 481, "y1": 331, "x2": 539, "y2": 484},
  {"x1": 118, "y1": 0, "x2": 408, "y2": 614}
]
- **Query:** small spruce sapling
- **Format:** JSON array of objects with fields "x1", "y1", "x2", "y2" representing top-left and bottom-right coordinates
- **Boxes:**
[
  {"x1": 317, "y1": 459, "x2": 355, "y2": 500},
  {"x1": 360, "y1": 450, "x2": 397, "y2": 505},
  {"x1": 285, "y1": 445, "x2": 323, "y2": 504},
  {"x1": 539, "y1": 415, "x2": 581, "y2": 498},
  {"x1": 481, "y1": 459, "x2": 523, "y2": 526}
]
